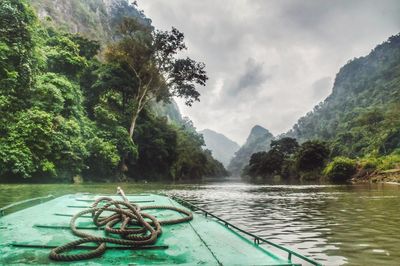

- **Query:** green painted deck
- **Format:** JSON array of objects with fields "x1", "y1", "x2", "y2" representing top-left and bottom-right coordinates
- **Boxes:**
[{"x1": 0, "y1": 194, "x2": 311, "y2": 265}]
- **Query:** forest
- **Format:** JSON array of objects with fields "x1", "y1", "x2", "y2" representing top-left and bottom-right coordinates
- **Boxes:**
[{"x1": 0, "y1": 0, "x2": 227, "y2": 182}]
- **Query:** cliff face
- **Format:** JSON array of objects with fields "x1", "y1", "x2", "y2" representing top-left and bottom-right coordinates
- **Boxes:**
[
  {"x1": 29, "y1": 0, "x2": 150, "y2": 43},
  {"x1": 200, "y1": 129, "x2": 240, "y2": 167},
  {"x1": 227, "y1": 125, "x2": 274, "y2": 175},
  {"x1": 152, "y1": 100, "x2": 183, "y2": 124}
]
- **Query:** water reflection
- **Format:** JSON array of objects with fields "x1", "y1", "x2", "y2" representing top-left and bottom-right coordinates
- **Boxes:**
[{"x1": 0, "y1": 181, "x2": 399, "y2": 265}]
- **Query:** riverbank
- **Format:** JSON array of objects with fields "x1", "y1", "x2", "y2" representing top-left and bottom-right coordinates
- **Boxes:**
[{"x1": 351, "y1": 169, "x2": 400, "y2": 184}]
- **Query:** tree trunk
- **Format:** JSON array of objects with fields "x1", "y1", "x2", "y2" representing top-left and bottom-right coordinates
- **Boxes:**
[
  {"x1": 129, "y1": 86, "x2": 148, "y2": 139},
  {"x1": 118, "y1": 105, "x2": 140, "y2": 178},
  {"x1": 129, "y1": 107, "x2": 140, "y2": 139},
  {"x1": 119, "y1": 157, "x2": 129, "y2": 180}
]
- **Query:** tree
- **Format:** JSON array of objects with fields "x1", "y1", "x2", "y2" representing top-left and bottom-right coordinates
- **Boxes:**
[
  {"x1": 0, "y1": 0, "x2": 37, "y2": 111},
  {"x1": 45, "y1": 34, "x2": 87, "y2": 77},
  {"x1": 356, "y1": 109, "x2": 384, "y2": 134},
  {"x1": 68, "y1": 34, "x2": 100, "y2": 59},
  {"x1": 104, "y1": 18, "x2": 208, "y2": 139},
  {"x1": 261, "y1": 149, "x2": 284, "y2": 174},
  {"x1": 296, "y1": 140, "x2": 330, "y2": 172},
  {"x1": 246, "y1": 149, "x2": 284, "y2": 177},
  {"x1": 379, "y1": 129, "x2": 400, "y2": 155},
  {"x1": 270, "y1": 137, "x2": 299, "y2": 157},
  {"x1": 246, "y1": 151, "x2": 267, "y2": 176},
  {"x1": 131, "y1": 110, "x2": 178, "y2": 180}
]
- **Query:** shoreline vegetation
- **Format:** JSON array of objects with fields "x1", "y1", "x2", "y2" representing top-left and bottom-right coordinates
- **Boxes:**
[{"x1": 241, "y1": 137, "x2": 400, "y2": 184}]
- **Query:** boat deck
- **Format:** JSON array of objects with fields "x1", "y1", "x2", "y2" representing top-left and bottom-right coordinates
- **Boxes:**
[{"x1": 0, "y1": 193, "x2": 313, "y2": 265}]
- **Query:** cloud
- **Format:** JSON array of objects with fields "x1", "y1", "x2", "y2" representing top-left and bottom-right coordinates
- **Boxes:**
[
  {"x1": 139, "y1": 0, "x2": 400, "y2": 144},
  {"x1": 226, "y1": 58, "x2": 269, "y2": 97}
]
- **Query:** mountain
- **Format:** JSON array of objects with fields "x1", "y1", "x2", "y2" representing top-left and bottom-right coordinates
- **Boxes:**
[
  {"x1": 199, "y1": 129, "x2": 240, "y2": 167},
  {"x1": 286, "y1": 33, "x2": 400, "y2": 158},
  {"x1": 227, "y1": 125, "x2": 274, "y2": 175}
]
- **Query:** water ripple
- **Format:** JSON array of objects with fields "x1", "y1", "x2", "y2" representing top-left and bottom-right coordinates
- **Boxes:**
[{"x1": 166, "y1": 182, "x2": 400, "y2": 266}]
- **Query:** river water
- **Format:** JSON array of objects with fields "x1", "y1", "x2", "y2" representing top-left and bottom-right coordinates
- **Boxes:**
[{"x1": 0, "y1": 179, "x2": 399, "y2": 265}]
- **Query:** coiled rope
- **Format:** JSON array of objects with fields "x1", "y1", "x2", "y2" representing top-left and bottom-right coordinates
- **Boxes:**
[{"x1": 49, "y1": 188, "x2": 192, "y2": 261}]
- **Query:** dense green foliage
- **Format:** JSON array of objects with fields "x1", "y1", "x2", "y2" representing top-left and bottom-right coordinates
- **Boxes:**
[
  {"x1": 296, "y1": 141, "x2": 330, "y2": 172},
  {"x1": 245, "y1": 149, "x2": 284, "y2": 177},
  {"x1": 270, "y1": 137, "x2": 299, "y2": 157},
  {"x1": 0, "y1": 0, "x2": 226, "y2": 182}
]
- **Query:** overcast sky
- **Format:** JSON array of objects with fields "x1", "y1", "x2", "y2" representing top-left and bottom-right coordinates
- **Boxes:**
[{"x1": 139, "y1": 0, "x2": 400, "y2": 145}]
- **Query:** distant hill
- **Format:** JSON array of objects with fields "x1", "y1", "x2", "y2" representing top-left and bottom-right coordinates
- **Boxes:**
[
  {"x1": 200, "y1": 129, "x2": 240, "y2": 167},
  {"x1": 286, "y1": 33, "x2": 400, "y2": 157},
  {"x1": 227, "y1": 125, "x2": 274, "y2": 175}
]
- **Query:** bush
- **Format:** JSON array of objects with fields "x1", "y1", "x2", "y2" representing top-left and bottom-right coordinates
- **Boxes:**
[
  {"x1": 359, "y1": 157, "x2": 378, "y2": 171},
  {"x1": 377, "y1": 154, "x2": 400, "y2": 170},
  {"x1": 324, "y1": 157, "x2": 357, "y2": 182}
]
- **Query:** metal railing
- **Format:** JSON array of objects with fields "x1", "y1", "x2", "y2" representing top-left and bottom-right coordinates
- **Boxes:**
[
  {"x1": 171, "y1": 195, "x2": 322, "y2": 266},
  {"x1": 0, "y1": 195, "x2": 54, "y2": 217}
]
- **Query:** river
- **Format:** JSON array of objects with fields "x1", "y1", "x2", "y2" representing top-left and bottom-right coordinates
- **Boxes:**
[{"x1": 0, "y1": 179, "x2": 399, "y2": 265}]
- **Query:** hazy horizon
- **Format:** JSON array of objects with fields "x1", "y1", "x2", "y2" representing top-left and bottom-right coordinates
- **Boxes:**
[{"x1": 140, "y1": 0, "x2": 400, "y2": 144}]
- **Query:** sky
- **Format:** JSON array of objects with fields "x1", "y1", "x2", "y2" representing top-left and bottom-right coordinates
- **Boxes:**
[{"x1": 139, "y1": 0, "x2": 400, "y2": 145}]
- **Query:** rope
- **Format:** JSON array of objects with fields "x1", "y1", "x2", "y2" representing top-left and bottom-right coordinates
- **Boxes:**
[{"x1": 49, "y1": 192, "x2": 193, "y2": 261}]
